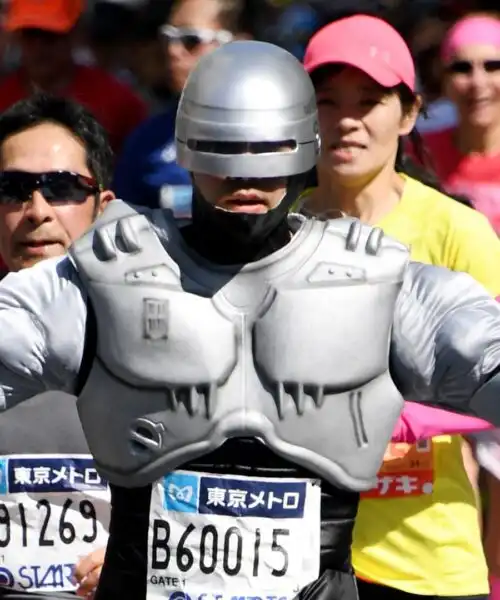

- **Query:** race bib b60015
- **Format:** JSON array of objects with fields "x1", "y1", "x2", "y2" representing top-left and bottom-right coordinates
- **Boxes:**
[{"x1": 147, "y1": 471, "x2": 321, "y2": 600}]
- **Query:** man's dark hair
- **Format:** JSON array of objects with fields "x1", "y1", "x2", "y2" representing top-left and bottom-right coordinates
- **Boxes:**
[
  {"x1": 169, "y1": 0, "x2": 257, "y2": 36},
  {"x1": 214, "y1": 0, "x2": 259, "y2": 36},
  {"x1": 0, "y1": 94, "x2": 114, "y2": 189}
]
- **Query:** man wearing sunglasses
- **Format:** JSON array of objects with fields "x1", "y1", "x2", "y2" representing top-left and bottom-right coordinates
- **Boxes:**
[
  {"x1": 113, "y1": 0, "x2": 254, "y2": 215},
  {"x1": 0, "y1": 96, "x2": 115, "y2": 273},
  {"x1": 3, "y1": 39, "x2": 500, "y2": 600},
  {"x1": 0, "y1": 94, "x2": 114, "y2": 600}
]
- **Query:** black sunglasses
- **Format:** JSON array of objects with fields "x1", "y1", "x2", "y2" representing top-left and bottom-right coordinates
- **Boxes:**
[
  {"x1": 0, "y1": 170, "x2": 100, "y2": 205},
  {"x1": 447, "y1": 59, "x2": 500, "y2": 74}
]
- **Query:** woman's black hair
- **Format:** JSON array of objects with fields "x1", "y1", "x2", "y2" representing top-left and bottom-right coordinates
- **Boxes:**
[
  {"x1": 448, "y1": 192, "x2": 475, "y2": 209},
  {"x1": 393, "y1": 85, "x2": 444, "y2": 192},
  {"x1": 394, "y1": 135, "x2": 443, "y2": 192}
]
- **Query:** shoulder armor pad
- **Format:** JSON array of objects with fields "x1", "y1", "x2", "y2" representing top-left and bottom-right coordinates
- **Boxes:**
[
  {"x1": 72, "y1": 201, "x2": 171, "y2": 263},
  {"x1": 323, "y1": 217, "x2": 408, "y2": 256}
]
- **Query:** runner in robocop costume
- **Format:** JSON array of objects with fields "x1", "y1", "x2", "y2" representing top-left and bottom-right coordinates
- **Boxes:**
[{"x1": 1, "y1": 41, "x2": 500, "y2": 600}]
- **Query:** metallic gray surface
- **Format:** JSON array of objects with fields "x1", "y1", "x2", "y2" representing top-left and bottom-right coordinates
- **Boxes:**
[{"x1": 176, "y1": 41, "x2": 319, "y2": 178}]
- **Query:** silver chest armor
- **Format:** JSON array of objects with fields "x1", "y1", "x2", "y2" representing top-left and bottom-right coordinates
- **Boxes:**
[{"x1": 70, "y1": 200, "x2": 409, "y2": 490}]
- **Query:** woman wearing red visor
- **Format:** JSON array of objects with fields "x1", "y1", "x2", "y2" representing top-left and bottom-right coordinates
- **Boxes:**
[{"x1": 301, "y1": 14, "x2": 499, "y2": 600}]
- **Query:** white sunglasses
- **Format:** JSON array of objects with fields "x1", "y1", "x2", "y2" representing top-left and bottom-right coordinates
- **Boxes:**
[{"x1": 160, "y1": 25, "x2": 233, "y2": 50}]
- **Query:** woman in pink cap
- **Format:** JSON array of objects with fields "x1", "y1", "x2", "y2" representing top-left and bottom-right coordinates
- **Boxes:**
[
  {"x1": 415, "y1": 15, "x2": 500, "y2": 598},
  {"x1": 423, "y1": 14, "x2": 500, "y2": 235},
  {"x1": 300, "y1": 12, "x2": 500, "y2": 600}
]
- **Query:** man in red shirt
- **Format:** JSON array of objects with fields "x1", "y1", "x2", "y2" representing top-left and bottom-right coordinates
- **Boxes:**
[{"x1": 0, "y1": 0, "x2": 148, "y2": 154}]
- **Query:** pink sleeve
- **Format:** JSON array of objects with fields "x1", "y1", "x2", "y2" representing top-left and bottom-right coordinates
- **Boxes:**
[{"x1": 391, "y1": 402, "x2": 493, "y2": 443}]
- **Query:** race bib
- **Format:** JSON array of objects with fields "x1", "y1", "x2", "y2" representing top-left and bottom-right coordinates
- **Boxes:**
[
  {"x1": 147, "y1": 471, "x2": 321, "y2": 600},
  {"x1": 0, "y1": 454, "x2": 110, "y2": 592},
  {"x1": 361, "y1": 439, "x2": 434, "y2": 499}
]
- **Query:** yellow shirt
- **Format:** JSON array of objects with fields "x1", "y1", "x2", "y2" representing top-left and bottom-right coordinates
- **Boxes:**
[
  {"x1": 352, "y1": 175, "x2": 500, "y2": 596},
  {"x1": 299, "y1": 175, "x2": 500, "y2": 595}
]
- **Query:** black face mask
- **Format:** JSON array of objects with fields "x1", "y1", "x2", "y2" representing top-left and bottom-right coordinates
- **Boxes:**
[{"x1": 181, "y1": 174, "x2": 309, "y2": 265}]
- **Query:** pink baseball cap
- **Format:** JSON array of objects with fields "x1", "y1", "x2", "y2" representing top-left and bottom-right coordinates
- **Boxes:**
[{"x1": 303, "y1": 15, "x2": 416, "y2": 92}]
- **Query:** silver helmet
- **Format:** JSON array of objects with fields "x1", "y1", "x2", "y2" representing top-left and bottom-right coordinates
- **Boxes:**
[{"x1": 175, "y1": 40, "x2": 320, "y2": 180}]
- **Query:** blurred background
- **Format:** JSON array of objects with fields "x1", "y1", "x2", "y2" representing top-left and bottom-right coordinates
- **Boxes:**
[
  {"x1": 0, "y1": 0, "x2": 496, "y2": 125},
  {"x1": 1, "y1": 0, "x2": 500, "y2": 220}
]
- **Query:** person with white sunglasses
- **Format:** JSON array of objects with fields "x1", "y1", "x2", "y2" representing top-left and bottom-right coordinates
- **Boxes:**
[{"x1": 112, "y1": 0, "x2": 253, "y2": 215}]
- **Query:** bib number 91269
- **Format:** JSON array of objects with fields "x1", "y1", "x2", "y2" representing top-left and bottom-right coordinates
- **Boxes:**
[{"x1": 0, "y1": 499, "x2": 98, "y2": 547}]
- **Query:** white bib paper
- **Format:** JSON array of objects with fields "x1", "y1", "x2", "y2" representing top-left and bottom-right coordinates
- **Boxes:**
[
  {"x1": 147, "y1": 470, "x2": 321, "y2": 600},
  {"x1": 0, "y1": 454, "x2": 110, "y2": 593}
]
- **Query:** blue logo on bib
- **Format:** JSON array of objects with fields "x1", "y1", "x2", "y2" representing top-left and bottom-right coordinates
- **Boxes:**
[
  {"x1": 163, "y1": 472, "x2": 199, "y2": 513},
  {"x1": 0, "y1": 459, "x2": 8, "y2": 494}
]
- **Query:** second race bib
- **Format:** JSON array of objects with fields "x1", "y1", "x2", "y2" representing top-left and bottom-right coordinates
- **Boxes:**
[
  {"x1": 147, "y1": 470, "x2": 321, "y2": 600},
  {"x1": 0, "y1": 454, "x2": 110, "y2": 592}
]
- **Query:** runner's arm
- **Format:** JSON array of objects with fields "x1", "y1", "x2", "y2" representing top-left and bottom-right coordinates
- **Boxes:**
[
  {"x1": 0, "y1": 256, "x2": 87, "y2": 408},
  {"x1": 391, "y1": 261, "x2": 500, "y2": 425},
  {"x1": 392, "y1": 401, "x2": 493, "y2": 443}
]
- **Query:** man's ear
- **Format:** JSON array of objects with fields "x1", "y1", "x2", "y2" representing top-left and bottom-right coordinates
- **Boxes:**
[{"x1": 95, "y1": 190, "x2": 115, "y2": 216}]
